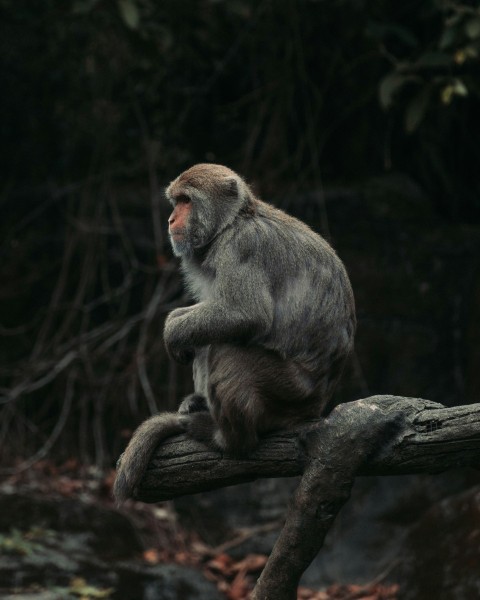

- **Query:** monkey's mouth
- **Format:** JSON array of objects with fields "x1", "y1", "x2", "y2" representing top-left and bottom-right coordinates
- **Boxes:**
[{"x1": 169, "y1": 229, "x2": 185, "y2": 240}]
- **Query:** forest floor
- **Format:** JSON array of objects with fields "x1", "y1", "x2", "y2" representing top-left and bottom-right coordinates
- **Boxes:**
[{"x1": 0, "y1": 460, "x2": 399, "y2": 600}]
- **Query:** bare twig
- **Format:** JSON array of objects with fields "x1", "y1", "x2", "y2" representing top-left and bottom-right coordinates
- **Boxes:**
[
  {"x1": 0, "y1": 371, "x2": 75, "y2": 474},
  {"x1": 0, "y1": 350, "x2": 77, "y2": 405}
]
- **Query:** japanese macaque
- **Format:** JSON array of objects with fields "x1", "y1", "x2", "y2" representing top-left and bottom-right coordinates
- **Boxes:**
[{"x1": 113, "y1": 164, "x2": 356, "y2": 502}]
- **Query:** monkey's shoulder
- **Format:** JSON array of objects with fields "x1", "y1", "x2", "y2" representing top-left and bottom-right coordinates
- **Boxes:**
[{"x1": 229, "y1": 201, "x2": 340, "y2": 268}]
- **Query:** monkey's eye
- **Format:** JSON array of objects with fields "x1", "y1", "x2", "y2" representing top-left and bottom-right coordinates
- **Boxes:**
[{"x1": 176, "y1": 194, "x2": 191, "y2": 204}]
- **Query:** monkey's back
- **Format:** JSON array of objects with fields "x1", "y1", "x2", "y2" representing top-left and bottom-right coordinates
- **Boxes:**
[{"x1": 235, "y1": 200, "x2": 355, "y2": 374}]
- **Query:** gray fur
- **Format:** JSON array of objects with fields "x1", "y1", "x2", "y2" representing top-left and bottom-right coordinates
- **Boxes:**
[
  {"x1": 113, "y1": 164, "x2": 356, "y2": 502},
  {"x1": 113, "y1": 412, "x2": 188, "y2": 503}
]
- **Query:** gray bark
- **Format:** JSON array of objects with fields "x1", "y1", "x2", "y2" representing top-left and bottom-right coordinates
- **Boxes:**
[{"x1": 135, "y1": 395, "x2": 480, "y2": 600}]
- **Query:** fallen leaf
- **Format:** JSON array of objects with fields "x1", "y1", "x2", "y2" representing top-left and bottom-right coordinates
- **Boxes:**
[
  {"x1": 207, "y1": 553, "x2": 235, "y2": 575},
  {"x1": 227, "y1": 569, "x2": 251, "y2": 599},
  {"x1": 232, "y1": 554, "x2": 268, "y2": 573},
  {"x1": 143, "y1": 548, "x2": 162, "y2": 564}
]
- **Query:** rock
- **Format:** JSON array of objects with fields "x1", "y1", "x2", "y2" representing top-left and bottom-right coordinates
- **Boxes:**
[
  {"x1": 139, "y1": 564, "x2": 224, "y2": 600},
  {"x1": 393, "y1": 485, "x2": 480, "y2": 600},
  {"x1": 301, "y1": 471, "x2": 478, "y2": 587},
  {"x1": 2, "y1": 594, "x2": 60, "y2": 600},
  {"x1": 112, "y1": 562, "x2": 224, "y2": 600},
  {"x1": 0, "y1": 491, "x2": 142, "y2": 561},
  {"x1": 0, "y1": 490, "x2": 222, "y2": 600}
]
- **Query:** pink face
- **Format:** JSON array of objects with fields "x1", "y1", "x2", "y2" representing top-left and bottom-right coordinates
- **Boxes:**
[{"x1": 168, "y1": 195, "x2": 192, "y2": 241}]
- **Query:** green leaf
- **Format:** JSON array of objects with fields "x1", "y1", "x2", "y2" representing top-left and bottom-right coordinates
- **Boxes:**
[
  {"x1": 379, "y1": 74, "x2": 398, "y2": 109},
  {"x1": 452, "y1": 78, "x2": 468, "y2": 96},
  {"x1": 415, "y1": 52, "x2": 452, "y2": 67},
  {"x1": 389, "y1": 24, "x2": 419, "y2": 48},
  {"x1": 439, "y1": 26, "x2": 457, "y2": 50},
  {"x1": 118, "y1": 0, "x2": 140, "y2": 30},
  {"x1": 465, "y1": 17, "x2": 480, "y2": 40},
  {"x1": 441, "y1": 79, "x2": 468, "y2": 104},
  {"x1": 379, "y1": 73, "x2": 409, "y2": 109},
  {"x1": 69, "y1": 577, "x2": 113, "y2": 598},
  {"x1": 366, "y1": 21, "x2": 418, "y2": 47},
  {"x1": 405, "y1": 87, "x2": 431, "y2": 133},
  {"x1": 445, "y1": 11, "x2": 463, "y2": 28},
  {"x1": 72, "y1": 0, "x2": 100, "y2": 14}
]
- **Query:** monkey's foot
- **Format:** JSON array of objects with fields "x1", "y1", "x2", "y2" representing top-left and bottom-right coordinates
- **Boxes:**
[{"x1": 178, "y1": 393, "x2": 209, "y2": 414}]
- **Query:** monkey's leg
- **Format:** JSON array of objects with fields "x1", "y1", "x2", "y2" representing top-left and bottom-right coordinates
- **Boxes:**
[
  {"x1": 207, "y1": 345, "x2": 319, "y2": 456},
  {"x1": 192, "y1": 346, "x2": 210, "y2": 396},
  {"x1": 184, "y1": 411, "x2": 217, "y2": 446},
  {"x1": 177, "y1": 346, "x2": 211, "y2": 413}
]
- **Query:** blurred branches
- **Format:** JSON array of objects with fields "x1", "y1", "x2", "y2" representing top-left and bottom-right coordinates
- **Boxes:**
[{"x1": 0, "y1": 178, "x2": 186, "y2": 467}]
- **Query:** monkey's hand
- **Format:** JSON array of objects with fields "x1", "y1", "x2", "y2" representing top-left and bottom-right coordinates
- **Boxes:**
[
  {"x1": 178, "y1": 393, "x2": 209, "y2": 414},
  {"x1": 164, "y1": 310, "x2": 196, "y2": 365},
  {"x1": 167, "y1": 345, "x2": 195, "y2": 365},
  {"x1": 167, "y1": 306, "x2": 196, "y2": 320}
]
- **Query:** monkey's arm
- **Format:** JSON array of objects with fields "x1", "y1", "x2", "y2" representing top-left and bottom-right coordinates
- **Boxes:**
[{"x1": 164, "y1": 261, "x2": 273, "y2": 362}]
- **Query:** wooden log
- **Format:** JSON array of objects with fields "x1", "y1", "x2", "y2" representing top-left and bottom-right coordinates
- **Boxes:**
[{"x1": 137, "y1": 396, "x2": 480, "y2": 502}]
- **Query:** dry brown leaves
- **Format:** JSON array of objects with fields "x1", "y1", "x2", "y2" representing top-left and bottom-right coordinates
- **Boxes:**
[{"x1": 297, "y1": 583, "x2": 400, "y2": 600}]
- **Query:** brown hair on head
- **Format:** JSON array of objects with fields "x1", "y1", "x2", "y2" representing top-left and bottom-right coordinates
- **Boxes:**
[{"x1": 175, "y1": 164, "x2": 237, "y2": 194}]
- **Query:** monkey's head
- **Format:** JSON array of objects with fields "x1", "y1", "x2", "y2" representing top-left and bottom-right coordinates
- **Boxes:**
[{"x1": 165, "y1": 164, "x2": 254, "y2": 257}]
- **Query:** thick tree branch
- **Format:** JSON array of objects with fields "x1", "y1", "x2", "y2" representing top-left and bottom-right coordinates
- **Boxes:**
[
  {"x1": 134, "y1": 396, "x2": 480, "y2": 600},
  {"x1": 137, "y1": 396, "x2": 480, "y2": 502}
]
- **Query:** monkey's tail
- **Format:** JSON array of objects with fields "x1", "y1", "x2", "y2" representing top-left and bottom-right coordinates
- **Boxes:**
[{"x1": 113, "y1": 412, "x2": 187, "y2": 504}]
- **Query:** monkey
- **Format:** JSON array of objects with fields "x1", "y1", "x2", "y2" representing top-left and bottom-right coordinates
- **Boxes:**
[{"x1": 113, "y1": 163, "x2": 356, "y2": 502}]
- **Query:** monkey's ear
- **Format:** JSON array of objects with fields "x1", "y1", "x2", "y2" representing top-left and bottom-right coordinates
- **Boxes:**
[{"x1": 224, "y1": 176, "x2": 240, "y2": 198}]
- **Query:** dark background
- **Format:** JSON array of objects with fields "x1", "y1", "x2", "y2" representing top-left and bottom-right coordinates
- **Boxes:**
[{"x1": 2, "y1": 0, "x2": 480, "y2": 466}]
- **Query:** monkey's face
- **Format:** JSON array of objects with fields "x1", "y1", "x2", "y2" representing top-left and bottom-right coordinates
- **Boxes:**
[
  {"x1": 166, "y1": 164, "x2": 252, "y2": 257},
  {"x1": 166, "y1": 186, "x2": 217, "y2": 257},
  {"x1": 167, "y1": 194, "x2": 196, "y2": 257}
]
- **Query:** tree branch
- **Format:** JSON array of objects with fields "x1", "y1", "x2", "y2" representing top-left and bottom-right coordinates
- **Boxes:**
[{"x1": 134, "y1": 396, "x2": 480, "y2": 600}]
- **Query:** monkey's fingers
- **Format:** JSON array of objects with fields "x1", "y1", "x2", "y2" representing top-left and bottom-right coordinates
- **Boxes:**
[{"x1": 178, "y1": 393, "x2": 209, "y2": 414}]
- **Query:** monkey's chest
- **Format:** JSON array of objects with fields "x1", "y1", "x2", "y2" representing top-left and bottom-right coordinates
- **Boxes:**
[{"x1": 184, "y1": 270, "x2": 214, "y2": 302}]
